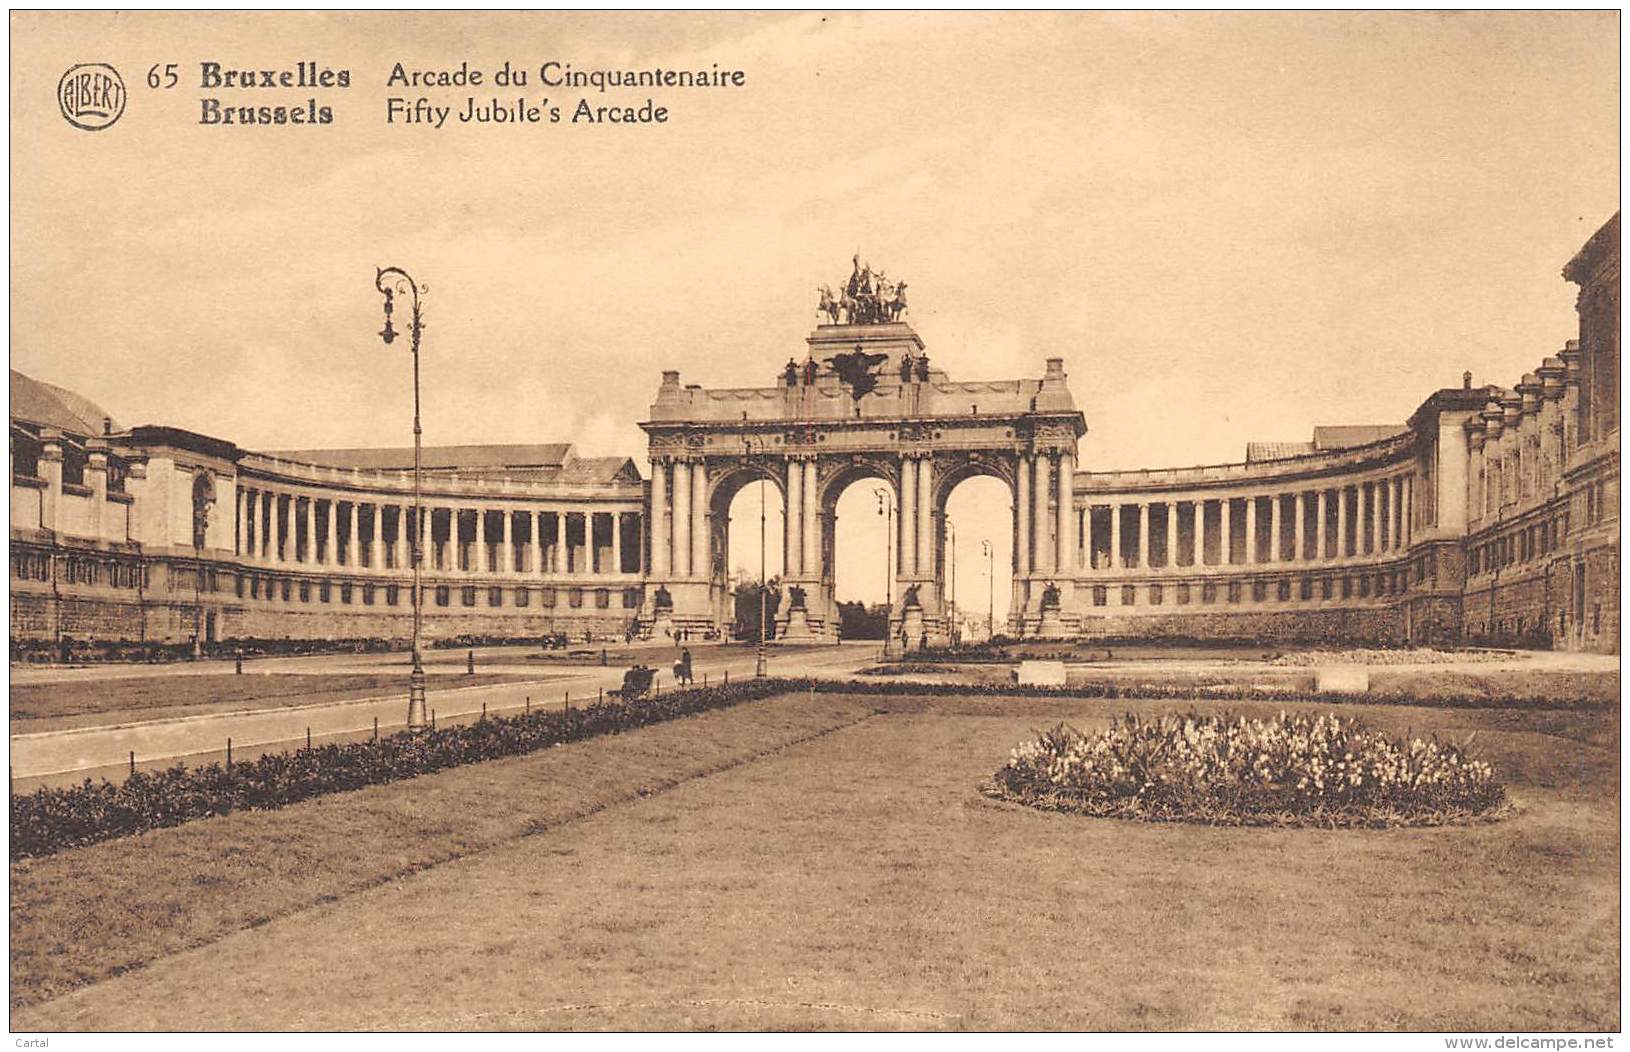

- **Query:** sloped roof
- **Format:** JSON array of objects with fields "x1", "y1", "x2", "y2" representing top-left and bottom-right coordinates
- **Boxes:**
[
  {"x1": 1312, "y1": 425, "x2": 1407, "y2": 449},
  {"x1": 556, "y1": 456, "x2": 642, "y2": 484},
  {"x1": 265, "y1": 443, "x2": 573, "y2": 473},
  {"x1": 10, "y1": 370, "x2": 120, "y2": 435},
  {"x1": 1245, "y1": 441, "x2": 1316, "y2": 463}
]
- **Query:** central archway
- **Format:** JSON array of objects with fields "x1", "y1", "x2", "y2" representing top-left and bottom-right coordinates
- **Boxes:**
[{"x1": 818, "y1": 458, "x2": 901, "y2": 640}]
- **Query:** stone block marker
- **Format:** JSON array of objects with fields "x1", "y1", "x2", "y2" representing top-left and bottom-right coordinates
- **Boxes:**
[
  {"x1": 1017, "y1": 660, "x2": 1068, "y2": 687},
  {"x1": 1316, "y1": 665, "x2": 1370, "y2": 693}
]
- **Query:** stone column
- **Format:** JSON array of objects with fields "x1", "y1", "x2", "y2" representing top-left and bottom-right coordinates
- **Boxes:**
[
  {"x1": 1395, "y1": 476, "x2": 1408, "y2": 551},
  {"x1": 672, "y1": 461, "x2": 692, "y2": 578},
  {"x1": 1401, "y1": 476, "x2": 1412, "y2": 547},
  {"x1": 1056, "y1": 450, "x2": 1074, "y2": 571},
  {"x1": 1194, "y1": 500, "x2": 1206, "y2": 566},
  {"x1": 303, "y1": 496, "x2": 315, "y2": 564},
  {"x1": 691, "y1": 462, "x2": 707, "y2": 579},
  {"x1": 555, "y1": 511, "x2": 567, "y2": 574},
  {"x1": 1219, "y1": 497, "x2": 1232, "y2": 566},
  {"x1": 500, "y1": 509, "x2": 516, "y2": 573},
  {"x1": 1013, "y1": 456, "x2": 1028, "y2": 576},
  {"x1": 1336, "y1": 487, "x2": 1349, "y2": 559},
  {"x1": 1031, "y1": 454, "x2": 1050, "y2": 575},
  {"x1": 350, "y1": 502, "x2": 362, "y2": 568},
  {"x1": 1165, "y1": 502, "x2": 1177, "y2": 570},
  {"x1": 1137, "y1": 503, "x2": 1150, "y2": 569},
  {"x1": 37, "y1": 435, "x2": 62, "y2": 533},
  {"x1": 1357, "y1": 483, "x2": 1369, "y2": 555},
  {"x1": 365, "y1": 504, "x2": 379, "y2": 570},
  {"x1": 1110, "y1": 502, "x2": 1122, "y2": 569},
  {"x1": 803, "y1": 458, "x2": 818, "y2": 578},
  {"x1": 1082, "y1": 504, "x2": 1094, "y2": 571},
  {"x1": 1268, "y1": 495, "x2": 1281, "y2": 563},
  {"x1": 1245, "y1": 496, "x2": 1258, "y2": 564},
  {"x1": 1314, "y1": 490, "x2": 1327, "y2": 563},
  {"x1": 1293, "y1": 492, "x2": 1305, "y2": 563},
  {"x1": 395, "y1": 507, "x2": 410, "y2": 571},
  {"x1": 785, "y1": 460, "x2": 803, "y2": 577},
  {"x1": 918, "y1": 456, "x2": 935, "y2": 581},
  {"x1": 650, "y1": 461, "x2": 668, "y2": 577}
]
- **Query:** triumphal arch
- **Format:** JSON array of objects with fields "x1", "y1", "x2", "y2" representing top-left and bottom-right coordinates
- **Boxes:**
[{"x1": 640, "y1": 259, "x2": 1087, "y2": 646}]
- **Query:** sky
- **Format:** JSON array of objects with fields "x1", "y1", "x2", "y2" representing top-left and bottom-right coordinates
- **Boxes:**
[{"x1": 11, "y1": 11, "x2": 1620, "y2": 606}]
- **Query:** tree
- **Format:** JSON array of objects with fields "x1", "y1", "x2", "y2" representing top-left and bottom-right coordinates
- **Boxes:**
[{"x1": 732, "y1": 576, "x2": 782, "y2": 642}]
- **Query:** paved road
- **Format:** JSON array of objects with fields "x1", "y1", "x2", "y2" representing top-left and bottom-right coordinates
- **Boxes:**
[{"x1": 10, "y1": 643, "x2": 882, "y2": 788}]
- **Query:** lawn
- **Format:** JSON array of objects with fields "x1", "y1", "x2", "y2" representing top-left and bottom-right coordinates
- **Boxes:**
[
  {"x1": 10, "y1": 689, "x2": 1618, "y2": 1031},
  {"x1": 9, "y1": 672, "x2": 547, "y2": 732}
]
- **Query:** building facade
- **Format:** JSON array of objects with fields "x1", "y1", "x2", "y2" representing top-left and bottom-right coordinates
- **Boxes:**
[{"x1": 10, "y1": 215, "x2": 1619, "y2": 656}]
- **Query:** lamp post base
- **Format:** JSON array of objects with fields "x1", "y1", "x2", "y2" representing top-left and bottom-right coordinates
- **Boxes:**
[
  {"x1": 754, "y1": 642, "x2": 766, "y2": 678},
  {"x1": 406, "y1": 650, "x2": 428, "y2": 731}
]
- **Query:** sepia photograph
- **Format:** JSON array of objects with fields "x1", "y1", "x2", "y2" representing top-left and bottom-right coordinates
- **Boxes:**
[{"x1": 6, "y1": 9, "x2": 1622, "y2": 1039}]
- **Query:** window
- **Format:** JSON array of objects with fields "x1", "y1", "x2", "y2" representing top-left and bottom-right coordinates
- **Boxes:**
[
  {"x1": 568, "y1": 588, "x2": 583, "y2": 608},
  {"x1": 1320, "y1": 578, "x2": 1333, "y2": 600},
  {"x1": 280, "y1": 579, "x2": 291, "y2": 602},
  {"x1": 299, "y1": 580, "x2": 311, "y2": 603},
  {"x1": 622, "y1": 587, "x2": 642, "y2": 609},
  {"x1": 461, "y1": 586, "x2": 477, "y2": 607},
  {"x1": 542, "y1": 586, "x2": 557, "y2": 608},
  {"x1": 236, "y1": 575, "x2": 246, "y2": 598},
  {"x1": 436, "y1": 585, "x2": 450, "y2": 607},
  {"x1": 1120, "y1": 585, "x2": 1135, "y2": 607},
  {"x1": 515, "y1": 587, "x2": 530, "y2": 608},
  {"x1": 1227, "y1": 581, "x2": 1241, "y2": 604},
  {"x1": 319, "y1": 581, "x2": 331, "y2": 603},
  {"x1": 1278, "y1": 580, "x2": 1292, "y2": 602},
  {"x1": 1092, "y1": 586, "x2": 1107, "y2": 607},
  {"x1": 1149, "y1": 584, "x2": 1163, "y2": 606},
  {"x1": 1201, "y1": 582, "x2": 1216, "y2": 604},
  {"x1": 250, "y1": 576, "x2": 261, "y2": 599},
  {"x1": 1251, "y1": 580, "x2": 1267, "y2": 603},
  {"x1": 1358, "y1": 576, "x2": 1370, "y2": 598},
  {"x1": 1341, "y1": 577, "x2": 1353, "y2": 599},
  {"x1": 1176, "y1": 583, "x2": 1191, "y2": 605},
  {"x1": 387, "y1": 584, "x2": 400, "y2": 606},
  {"x1": 363, "y1": 584, "x2": 375, "y2": 606},
  {"x1": 489, "y1": 586, "x2": 503, "y2": 607}
]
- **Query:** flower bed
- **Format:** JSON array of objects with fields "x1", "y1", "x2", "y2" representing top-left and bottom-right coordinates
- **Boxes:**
[
  {"x1": 9, "y1": 677, "x2": 801, "y2": 861},
  {"x1": 986, "y1": 711, "x2": 1509, "y2": 827}
]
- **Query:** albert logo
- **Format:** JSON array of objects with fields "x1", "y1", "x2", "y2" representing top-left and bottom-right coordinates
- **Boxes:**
[{"x1": 58, "y1": 64, "x2": 126, "y2": 131}]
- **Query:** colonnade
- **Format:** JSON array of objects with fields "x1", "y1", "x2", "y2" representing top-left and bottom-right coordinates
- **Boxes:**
[
  {"x1": 234, "y1": 486, "x2": 642, "y2": 578},
  {"x1": 1078, "y1": 474, "x2": 1416, "y2": 573},
  {"x1": 1015, "y1": 449, "x2": 1076, "y2": 575}
]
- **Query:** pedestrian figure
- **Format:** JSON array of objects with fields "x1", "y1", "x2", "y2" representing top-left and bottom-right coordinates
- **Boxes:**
[{"x1": 466, "y1": 649, "x2": 475, "y2": 675}]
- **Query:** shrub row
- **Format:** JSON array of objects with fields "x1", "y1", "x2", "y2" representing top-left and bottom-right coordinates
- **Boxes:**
[
  {"x1": 10, "y1": 676, "x2": 803, "y2": 861},
  {"x1": 805, "y1": 677, "x2": 1610, "y2": 710},
  {"x1": 986, "y1": 711, "x2": 1509, "y2": 827}
]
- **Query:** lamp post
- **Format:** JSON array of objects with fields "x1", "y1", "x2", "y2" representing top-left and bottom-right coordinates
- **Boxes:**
[
  {"x1": 946, "y1": 517, "x2": 956, "y2": 647},
  {"x1": 374, "y1": 267, "x2": 428, "y2": 731},
  {"x1": 874, "y1": 486, "x2": 893, "y2": 644},
  {"x1": 982, "y1": 539, "x2": 994, "y2": 642},
  {"x1": 744, "y1": 435, "x2": 768, "y2": 677}
]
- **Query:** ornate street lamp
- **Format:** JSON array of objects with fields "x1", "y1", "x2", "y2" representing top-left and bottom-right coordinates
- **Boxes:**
[
  {"x1": 946, "y1": 517, "x2": 956, "y2": 647},
  {"x1": 874, "y1": 486, "x2": 893, "y2": 647},
  {"x1": 982, "y1": 539, "x2": 994, "y2": 642},
  {"x1": 374, "y1": 267, "x2": 428, "y2": 730},
  {"x1": 743, "y1": 434, "x2": 768, "y2": 677}
]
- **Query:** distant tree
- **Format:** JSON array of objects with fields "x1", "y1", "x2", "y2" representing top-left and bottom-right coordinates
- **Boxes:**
[
  {"x1": 732, "y1": 577, "x2": 782, "y2": 642},
  {"x1": 836, "y1": 600, "x2": 889, "y2": 640}
]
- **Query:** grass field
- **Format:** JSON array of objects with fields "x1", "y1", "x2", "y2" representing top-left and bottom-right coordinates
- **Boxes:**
[
  {"x1": 10, "y1": 689, "x2": 1618, "y2": 1031},
  {"x1": 8, "y1": 672, "x2": 549, "y2": 732}
]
